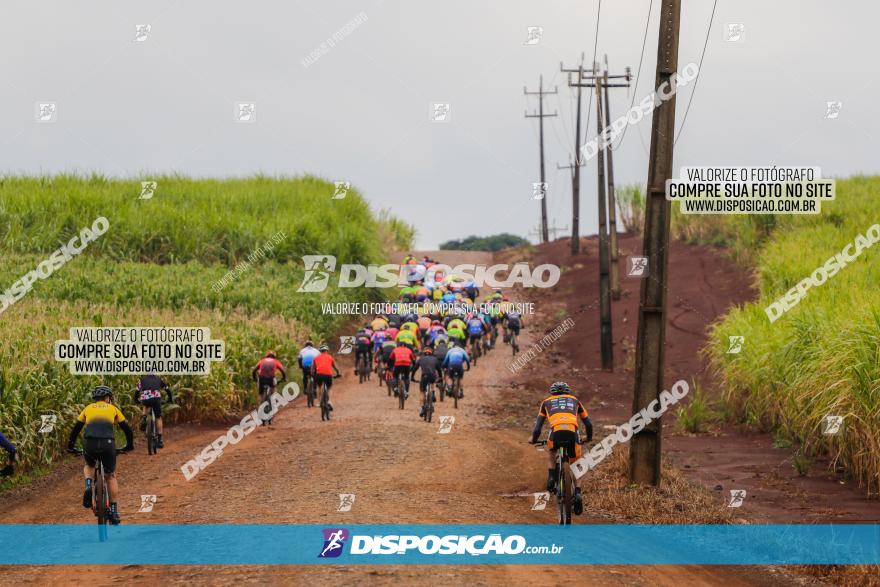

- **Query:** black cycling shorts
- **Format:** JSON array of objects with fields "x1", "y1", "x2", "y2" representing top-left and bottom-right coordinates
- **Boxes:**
[
  {"x1": 507, "y1": 322, "x2": 521, "y2": 335},
  {"x1": 549, "y1": 430, "x2": 580, "y2": 460},
  {"x1": 314, "y1": 374, "x2": 334, "y2": 389},
  {"x1": 84, "y1": 437, "x2": 117, "y2": 474},
  {"x1": 418, "y1": 372, "x2": 437, "y2": 392},
  {"x1": 258, "y1": 376, "x2": 276, "y2": 393},
  {"x1": 140, "y1": 396, "x2": 162, "y2": 419},
  {"x1": 447, "y1": 365, "x2": 464, "y2": 378}
]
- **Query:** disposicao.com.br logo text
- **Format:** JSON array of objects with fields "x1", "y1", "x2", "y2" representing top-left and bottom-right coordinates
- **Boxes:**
[{"x1": 297, "y1": 255, "x2": 560, "y2": 292}]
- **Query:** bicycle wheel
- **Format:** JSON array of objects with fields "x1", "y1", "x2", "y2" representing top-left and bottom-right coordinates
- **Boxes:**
[
  {"x1": 511, "y1": 332, "x2": 518, "y2": 356},
  {"x1": 426, "y1": 384, "x2": 434, "y2": 423},
  {"x1": 95, "y1": 467, "x2": 107, "y2": 526},
  {"x1": 559, "y1": 461, "x2": 573, "y2": 525},
  {"x1": 453, "y1": 377, "x2": 459, "y2": 409},
  {"x1": 398, "y1": 379, "x2": 405, "y2": 410},
  {"x1": 147, "y1": 415, "x2": 156, "y2": 455},
  {"x1": 306, "y1": 378, "x2": 315, "y2": 408},
  {"x1": 320, "y1": 384, "x2": 330, "y2": 421}
]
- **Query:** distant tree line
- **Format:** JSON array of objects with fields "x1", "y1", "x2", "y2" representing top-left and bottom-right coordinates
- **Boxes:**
[{"x1": 439, "y1": 233, "x2": 530, "y2": 252}]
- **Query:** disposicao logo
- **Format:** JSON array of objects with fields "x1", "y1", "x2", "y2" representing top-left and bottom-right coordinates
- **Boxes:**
[{"x1": 319, "y1": 528, "x2": 349, "y2": 558}]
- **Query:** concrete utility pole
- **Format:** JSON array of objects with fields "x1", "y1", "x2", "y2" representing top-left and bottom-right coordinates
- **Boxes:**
[
  {"x1": 629, "y1": 0, "x2": 682, "y2": 486},
  {"x1": 560, "y1": 54, "x2": 586, "y2": 255},
  {"x1": 604, "y1": 55, "x2": 632, "y2": 300},
  {"x1": 570, "y1": 60, "x2": 632, "y2": 371},
  {"x1": 525, "y1": 76, "x2": 558, "y2": 243}
]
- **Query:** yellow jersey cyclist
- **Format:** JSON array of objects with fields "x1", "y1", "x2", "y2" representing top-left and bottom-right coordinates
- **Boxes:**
[
  {"x1": 529, "y1": 381, "x2": 593, "y2": 516},
  {"x1": 395, "y1": 327, "x2": 420, "y2": 351},
  {"x1": 67, "y1": 385, "x2": 134, "y2": 525}
]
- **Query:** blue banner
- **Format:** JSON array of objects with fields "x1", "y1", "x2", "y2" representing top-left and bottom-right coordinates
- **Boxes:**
[{"x1": 0, "y1": 524, "x2": 877, "y2": 565}]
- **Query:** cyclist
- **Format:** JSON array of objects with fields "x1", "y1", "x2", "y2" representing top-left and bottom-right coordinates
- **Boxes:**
[
  {"x1": 252, "y1": 351, "x2": 287, "y2": 425},
  {"x1": 402, "y1": 253, "x2": 417, "y2": 265},
  {"x1": 353, "y1": 327, "x2": 373, "y2": 375},
  {"x1": 0, "y1": 430, "x2": 15, "y2": 477},
  {"x1": 466, "y1": 314, "x2": 487, "y2": 354},
  {"x1": 503, "y1": 308, "x2": 523, "y2": 344},
  {"x1": 388, "y1": 342, "x2": 415, "y2": 399},
  {"x1": 67, "y1": 385, "x2": 134, "y2": 525},
  {"x1": 446, "y1": 322, "x2": 467, "y2": 348},
  {"x1": 370, "y1": 314, "x2": 389, "y2": 332},
  {"x1": 134, "y1": 373, "x2": 173, "y2": 448},
  {"x1": 395, "y1": 327, "x2": 420, "y2": 351},
  {"x1": 311, "y1": 344, "x2": 341, "y2": 411},
  {"x1": 298, "y1": 341, "x2": 320, "y2": 399},
  {"x1": 412, "y1": 347, "x2": 441, "y2": 418},
  {"x1": 528, "y1": 381, "x2": 593, "y2": 515},
  {"x1": 441, "y1": 341, "x2": 471, "y2": 398}
]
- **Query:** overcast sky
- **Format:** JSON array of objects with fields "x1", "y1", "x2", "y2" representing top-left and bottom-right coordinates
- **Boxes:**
[{"x1": 1, "y1": 1, "x2": 877, "y2": 248}]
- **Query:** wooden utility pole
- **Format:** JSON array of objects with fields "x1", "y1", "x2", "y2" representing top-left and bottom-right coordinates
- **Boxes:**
[
  {"x1": 593, "y1": 70, "x2": 613, "y2": 370},
  {"x1": 629, "y1": 0, "x2": 682, "y2": 486},
  {"x1": 561, "y1": 54, "x2": 586, "y2": 255},
  {"x1": 603, "y1": 56, "x2": 632, "y2": 300},
  {"x1": 571, "y1": 61, "x2": 632, "y2": 371},
  {"x1": 525, "y1": 76, "x2": 558, "y2": 243}
]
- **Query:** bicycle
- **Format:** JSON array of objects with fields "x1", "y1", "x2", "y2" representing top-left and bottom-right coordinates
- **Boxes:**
[
  {"x1": 319, "y1": 374, "x2": 341, "y2": 421},
  {"x1": 510, "y1": 329, "x2": 520, "y2": 356},
  {"x1": 414, "y1": 376, "x2": 435, "y2": 422},
  {"x1": 392, "y1": 371, "x2": 409, "y2": 410},
  {"x1": 446, "y1": 370, "x2": 463, "y2": 409},
  {"x1": 303, "y1": 372, "x2": 316, "y2": 408},
  {"x1": 258, "y1": 377, "x2": 277, "y2": 425},
  {"x1": 145, "y1": 404, "x2": 159, "y2": 455},
  {"x1": 68, "y1": 446, "x2": 126, "y2": 541},
  {"x1": 471, "y1": 337, "x2": 481, "y2": 365},
  {"x1": 534, "y1": 437, "x2": 583, "y2": 525},
  {"x1": 356, "y1": 353, "x2": 370, "y2": 384}
]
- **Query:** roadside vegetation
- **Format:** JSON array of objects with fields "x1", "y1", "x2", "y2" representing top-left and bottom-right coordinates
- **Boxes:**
[
  {"x1": 439, "y1": 233, "x2": 530, "y2": 252},
  {"x1": 0, "y1": 175, "x2": 413, "y2": 478},
  {"x1": 658, "y1": 176, "x2": 880, "y2": 495}
]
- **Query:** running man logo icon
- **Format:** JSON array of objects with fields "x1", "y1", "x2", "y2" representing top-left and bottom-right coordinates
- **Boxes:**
[
  {"x1": 727, "y1": 336, "x2": 744, "y2": 354},
  {"x1": 338, "y1": 336, "x2": 355, "y2": 355},
  {"x1": 138, "y1": 495, "x2": 157, "y2": 513},
  {"x1": 332, "y1": 181, "x2": 350, "y2": 199},
  {"x1": 532, "y1": 492, "x2": 550, "y2": 511},
  {"x1": 298, "y1": 255, "x2": 337, "y2": 292},
  {"x1": 627, "y1": 256, "x2": 649, "y2": 277},
  {"x1": 235, "y1": 102, "x2": 256, "y2": 122},
  {"x1": 140, "y1": 181, "x2": 157, "y2": 200},
  {"x1": 822, "y1": 415, "x2": 843, "y2": 435},
  {"x1": 725, "y1": 23, "x2": 744, "y2": 42},
  {"x1": 39, "y1": 414, "x2": 57, "y2": 434},
  {"x1": 337, "y1": 494, "x2": 356, "y2": 512},
  {"x1": 36, "y1": 102, "x2": 57, "y2": 122},
  {"x1": 438, "y1": 416, "x2": 455, "y2": 434},
  {"x1": 824, "y1": 101, "x2": 842, "y2": 119},
  {"x1": 532, "y1": 182, "x2": 548, "y2": 200},
  {"x1": 523, "y1": 26, "x2": 543, "y2": 45},
  {"x1": 134, "y1": 24, "x2": 151, "y2": 42},
  {"x1": 319, "y1": 528, "x2": 349, "y2": 558},
  {"x1": 728, "y1": 490, "x2": 746, "y2": 508},
  {"x1": 431, "y1": 102, "x2": 451, "y2": 122}
]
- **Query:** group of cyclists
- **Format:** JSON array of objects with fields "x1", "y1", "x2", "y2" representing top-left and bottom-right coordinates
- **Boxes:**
[{"x1": 4, "y1": 255, "x2": 595, "y2": 524}]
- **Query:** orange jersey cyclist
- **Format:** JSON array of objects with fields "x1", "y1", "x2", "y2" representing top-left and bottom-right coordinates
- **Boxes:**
[{"x1": 529, "y1": 381, "x2": 593, "y2": 515}]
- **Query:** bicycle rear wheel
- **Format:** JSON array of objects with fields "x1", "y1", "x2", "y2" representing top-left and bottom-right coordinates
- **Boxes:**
[
  {"x1": 558, "y1": 461, "x2": 573, "y2": 525},
  {"x1": 453, "y1": 377, "x2": 459, "y2": 409},
  {"x1": 147, "y1": 415, "x2": 157, "y2": 455},
  {"x1": 426, "y1": 385, "x2": 434, "y2": 422},
  {"x1": 94, "y1": 467, "x2": 109, "y2": 540},
  {"x1": 398, "y1": 380, "x2": 405, "y2": 410},
  {"x1": 320, "y1": 385, "x2": 330, "y2": 421}
]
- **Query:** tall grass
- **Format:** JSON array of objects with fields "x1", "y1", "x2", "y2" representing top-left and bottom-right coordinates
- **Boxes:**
[
  {"x1": 0, "y1": 174, "x2": 413, "y2": 265},
  {"x1": 616, "y1": 183, "x2": 645, "y2": 234},
  {"x1": 0, "y1": 175, "x2": 411, "y2": 478},
  {"x1": 704, "y1": 176, "x2": 880, "y2": 494}
]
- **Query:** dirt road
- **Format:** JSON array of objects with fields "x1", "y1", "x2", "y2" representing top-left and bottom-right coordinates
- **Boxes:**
[{"x1": 0, "y1": 264, "x2": 806, "y2": 585}]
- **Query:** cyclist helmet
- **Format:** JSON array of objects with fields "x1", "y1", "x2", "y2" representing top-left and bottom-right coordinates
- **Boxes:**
[
  {"x1": 502, "y1": 295, "x2": 510, "y2": 301},
  {"x1": 91, "y1": 385, "x2": 113, "y2": 401},
  {"x1": 319, "y1": 344, "x2": 329, "y2": 352},
  {"x1": 549, "y1": 381, "x2": 570, "y2": 395},
  {"x1": 423, "y1": 347, "x2": 433, "y2": 354},
  {"x1": 266, "y1": 351, "x2": 276, "y2": 358},
  {"x1": 304, "y1": 340, "x2": 313, "y2": 347}
]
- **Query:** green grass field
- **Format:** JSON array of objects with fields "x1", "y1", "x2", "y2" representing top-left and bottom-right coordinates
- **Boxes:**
[
  {"x1": 0, "y1": 175, "x2": 413, "y2": 476},
  {"x1": 688, "y1": 176, "x2": 880, "y2": 494}
]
